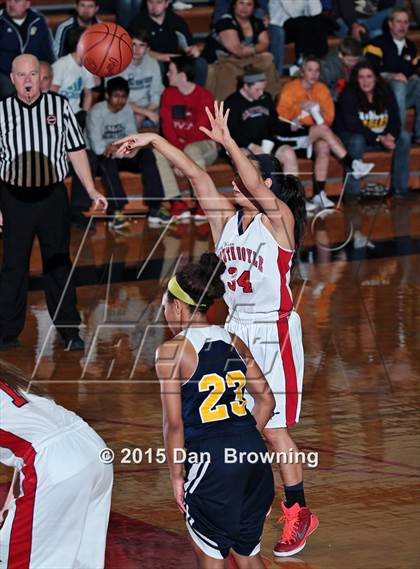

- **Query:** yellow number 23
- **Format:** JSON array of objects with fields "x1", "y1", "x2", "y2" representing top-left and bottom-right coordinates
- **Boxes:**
[{"x1": 198, "y1": 370, "x2": 247, "y2": 424}]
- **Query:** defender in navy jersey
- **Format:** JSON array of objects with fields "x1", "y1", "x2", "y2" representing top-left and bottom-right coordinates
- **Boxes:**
[{"x1": 155, "y1": 254, "x2": 275, "y2": 568}]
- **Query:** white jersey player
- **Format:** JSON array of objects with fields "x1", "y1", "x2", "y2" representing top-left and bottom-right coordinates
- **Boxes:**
[
  {"x1": 0, "y1": 362, "x2": 113, "y2": 568},
  {"x1": 114, "y1": 101, "x2": 318, "y2": 558},
  {"x1": 216, "y1": 209, "x2": 303, "y2": 428}
]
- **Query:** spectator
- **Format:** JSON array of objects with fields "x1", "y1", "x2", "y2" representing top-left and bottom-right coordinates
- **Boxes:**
[
  {"x1": 111, "y1": 25, "x2": 163, "y2": 129},
  {"x1": 321, "y1": 37, "x2": 364, "y2": 101},
  {"x1": 155, "y1": 56, "x2": 217, "y2": 222},
  {"x1": 203, "y1": 0, "x2": 279, "y2": 100},
  {"x1": 132, "y1": 0, "x2": 208, "y2": 86},
  {"x1": 212, "y1": 0, "x2": 268, "y2": 23},
  {"x1": 51, "y1": 27, "x2": 98, "y2": 127},
  {"x1": 39, "y1": 61, "x2": 53, "y2": 93},
  {"x1": 224, "y1": 67, "x2": 298, "y2": 176},
  {"x1": 53, "y1": 0, "x2": 100, "y2": 58},
  {"x1": 333, "y1": 0, "x2": 402, "y2": 41},
  {"x1": 277, "y1": 57, "x2": 374, "y2": 211},
  {"x1": 116, "y1": 0, "x2": 143, "y2": 28},
  {"x1": 413, "y1": 0, "x2": 420, "y2": 25},
  {"x1": 334, "y1": 60, "x2": 411, "y2": 198},
  {"x1": 365, "y1": 7, "x2": 420, "y2": 143},
  {"x1": 0, "y1": 55, "x2": 106, "y2": 352},
  {"x1": 266, "y1": 0, "x2": 329, "y2": 71},
  {"x1": 73, "y1": 77, "x2": 166, "y2": 229},
  {"x1": 0, "y1": 0, "x2": 55, "y2": 98}
]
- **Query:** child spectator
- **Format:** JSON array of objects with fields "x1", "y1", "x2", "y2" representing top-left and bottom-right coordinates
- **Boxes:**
[
  {"x1": 156, "y1": 56, "x2": 217, "y2": 222},
  {"x1": 54, "y1": 0, "x2": 100, "y2": 58},
  {"x1": 225, "y1": 67, "x2": 299, "y2": 176},
  {"x1": 334, "y1": 60, "x2": 411, "y2": 198},
  {"x1": 51, "y1": 27, "x2": 98, "y2": 127},
  {"x1": 72, "y1": 77, "x2": 165, "y2": 229},
  {"x1": 111, "y1": 25, "x2": 164, "y2": 129},
  {"x1": 321, "y1": 37, "x2": 364, "y2": 101}
]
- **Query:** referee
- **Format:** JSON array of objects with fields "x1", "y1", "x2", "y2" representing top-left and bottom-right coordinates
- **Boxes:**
[{"x1": 0, "y1": 54, "x2": 107, "y2": 351}]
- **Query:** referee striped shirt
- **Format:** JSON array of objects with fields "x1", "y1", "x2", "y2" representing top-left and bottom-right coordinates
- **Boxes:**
[{"x1": 0, "y1": 92, "x2": 85, "y2": 188}]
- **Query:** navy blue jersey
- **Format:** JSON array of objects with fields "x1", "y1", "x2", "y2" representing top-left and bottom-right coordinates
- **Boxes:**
[{"x1": 179, "y1": 326, "x2": 256, "y2": 443}]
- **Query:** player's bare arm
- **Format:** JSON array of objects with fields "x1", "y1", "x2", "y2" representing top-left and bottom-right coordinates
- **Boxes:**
[
  {"x1": 113, "y1": 132, "x2": 235, "y2": 243},
  {"x1": 155, "y1": 337, "x2": 196, "y2": 514},
  {"x1": 200, "y1": 101, "x2": 296, "y2": 249},
  {"x1": 230, "y1": 334, "x2": 275, "y2": 432}
]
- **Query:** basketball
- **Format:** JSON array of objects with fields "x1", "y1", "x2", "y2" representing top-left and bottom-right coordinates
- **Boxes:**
[{"x1": 77, "y1": 23, "x2": 133, "y2": 77}]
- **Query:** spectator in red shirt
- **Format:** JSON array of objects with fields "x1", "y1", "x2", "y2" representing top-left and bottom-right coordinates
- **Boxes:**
[{"x1": 155, "y1": 56, "x2": 218, "y2": 222}]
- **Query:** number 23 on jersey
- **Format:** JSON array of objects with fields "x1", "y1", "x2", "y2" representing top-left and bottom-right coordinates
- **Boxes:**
[{"x1": 199, "y1": 370, "x2": 247, "y2": 424}]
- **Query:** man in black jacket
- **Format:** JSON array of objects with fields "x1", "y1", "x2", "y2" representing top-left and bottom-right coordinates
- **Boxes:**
[
  {"x1": 53, "y1": 0, "x2": 100, "y2": 58},
  {"x1": 0, "y1": 0, "x2": 55, "y2": 97},
  {"x1": 365, "y1": 7, "x2": 420, "y2": 142}
]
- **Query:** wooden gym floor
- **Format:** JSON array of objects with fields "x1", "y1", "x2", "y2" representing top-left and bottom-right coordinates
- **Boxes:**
[{"x1": 0, "y1": 193, "x2": 419, "y2": 569}]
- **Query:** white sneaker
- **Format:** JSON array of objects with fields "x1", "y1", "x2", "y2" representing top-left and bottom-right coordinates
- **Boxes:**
[
  {"x1": 173, "y1": 1, "x2": 193, "y2": 10},
  {"x1": 311, "y1": 190, "x2": 335, "y2": 209},
  {"x1": 353, "y1": 230, "x2": 376, "y2": 249},
  {"x1": 351, "y1": 159, "x2": 375, "y2": 180},
  {"x1": 305, "y1": 200, "x2": 318, "y2": 213}
]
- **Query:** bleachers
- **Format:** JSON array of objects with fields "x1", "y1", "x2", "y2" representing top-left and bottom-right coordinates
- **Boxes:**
[
  {"x1": 44, "y1": 2, "x2": 418, "y2": 211},
  {"x1": 41, "y1": 3, "x2": 420, "y2": 64},
  {"x1": 64, "y1": 144, "x2": 420, "y2": 216}
]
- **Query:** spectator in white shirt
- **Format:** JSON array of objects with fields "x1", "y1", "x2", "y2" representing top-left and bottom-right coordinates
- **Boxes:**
[{"x1": 51, "y1": 27, "x2": 98, "y2": 127}]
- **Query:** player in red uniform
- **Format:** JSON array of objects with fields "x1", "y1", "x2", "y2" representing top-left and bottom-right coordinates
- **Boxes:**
[{"x1": 0, "y1": 360, "x2": 113, "y2": 568}]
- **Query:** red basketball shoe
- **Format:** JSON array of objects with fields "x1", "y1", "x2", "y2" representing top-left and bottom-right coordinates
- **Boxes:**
[
  {"x1": 273, "y1": 502, "x2": 319, "y2": 557},
  {"x1": 170, "y1": 200, "x2": 191, "y2": 222}
]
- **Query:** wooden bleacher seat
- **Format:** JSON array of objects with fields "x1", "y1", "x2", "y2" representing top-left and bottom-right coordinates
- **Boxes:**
[
  {"x1": 47, "y1": 12, "x2": 116, "y2": 30},
  {"x1": 65, "y1": 144, "x2": 420, "y2": 214},
  {"x1": 40, "y1": 2, "x2": 420, "y2": 61}
]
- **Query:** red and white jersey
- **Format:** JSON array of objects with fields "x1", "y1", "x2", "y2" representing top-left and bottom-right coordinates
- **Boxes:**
[
  {"x1": 216, "y1": 210, "x2": 294, "y2": 318},
  {"x1": 0, "y1": 382, "x2": 83, "y2": 470}
]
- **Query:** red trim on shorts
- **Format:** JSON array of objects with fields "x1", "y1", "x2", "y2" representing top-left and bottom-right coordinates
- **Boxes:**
[
  {"x1": 0, "y1": 430, "x2": 37, "y2": 569},
  {"x1": 276, "y1": 248, "x2": 297, "y2": 426},
  {"x1": 276, "y1": 319, "x2": 298, "y2": 428}
]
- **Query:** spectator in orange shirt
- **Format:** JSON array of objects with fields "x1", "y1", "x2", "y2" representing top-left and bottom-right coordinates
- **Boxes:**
[{"x1": 276, "y1": 57, "x2": 373, "y2": 212}]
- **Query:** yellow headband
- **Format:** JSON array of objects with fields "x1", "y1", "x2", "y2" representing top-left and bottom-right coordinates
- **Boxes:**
[{"x1": 167, "y1": 276, "x2": 207, "y2": 307}]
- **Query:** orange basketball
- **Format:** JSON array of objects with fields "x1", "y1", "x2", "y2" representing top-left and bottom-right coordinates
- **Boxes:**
[{"x1": 77, "y1": 23, "x2": 133, "y2": 77}]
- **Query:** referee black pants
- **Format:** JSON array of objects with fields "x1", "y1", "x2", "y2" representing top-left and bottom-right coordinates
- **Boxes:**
[{"x1": 0, "y1": 183, "x2": 81, "y2": 340}]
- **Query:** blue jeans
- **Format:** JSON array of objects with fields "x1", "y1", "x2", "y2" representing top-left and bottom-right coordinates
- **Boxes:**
[
  {"x1": 389, "y1": 77, "x2": 420, "y2": 140},
  {"x1": 339, "y1": 130, "x2": 411, "y2": 195},
  {"x1": 335, "y1": 8, "x2": 392, "y2": 39},
  {"x1": 268, "y1": 24, "x2": 285, "y2": 75}
]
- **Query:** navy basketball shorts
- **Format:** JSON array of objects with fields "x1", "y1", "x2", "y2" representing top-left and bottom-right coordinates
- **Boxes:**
[{"x1": 183, "y1": 427, "x2": 275, "y2": 559}]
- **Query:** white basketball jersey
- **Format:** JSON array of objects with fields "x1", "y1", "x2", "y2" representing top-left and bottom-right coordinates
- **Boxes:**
[
  {"x1": 0, "y1": 382, "x2": 83, "y2": 469},
  {"x1": 216, "y1": 211, "x2": 294, "y2": 317}
]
